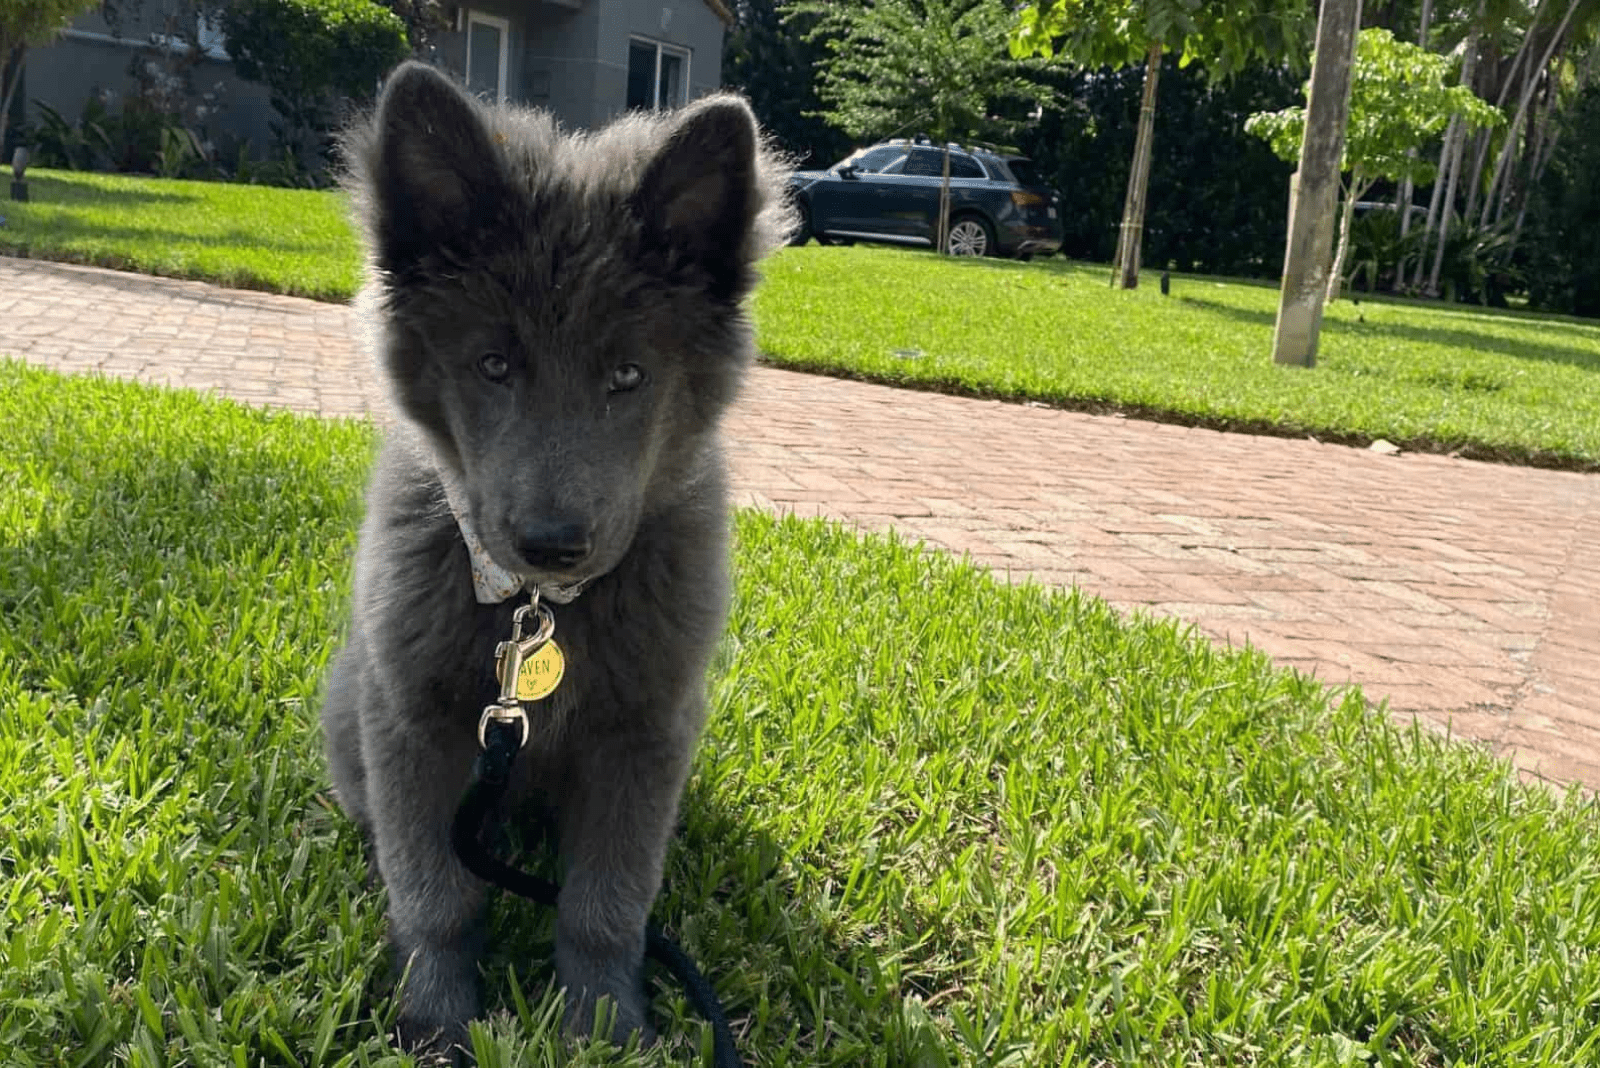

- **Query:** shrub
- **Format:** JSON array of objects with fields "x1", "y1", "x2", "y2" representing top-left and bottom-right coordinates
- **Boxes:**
[{"x1": 221, "y1": 0, "x2": 407, "y2": 176}]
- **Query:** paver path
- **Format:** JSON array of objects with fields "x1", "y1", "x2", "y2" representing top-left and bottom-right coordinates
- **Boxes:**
[{"x1": 5, "y1": 255, "x2": 1599, "y2": 788}]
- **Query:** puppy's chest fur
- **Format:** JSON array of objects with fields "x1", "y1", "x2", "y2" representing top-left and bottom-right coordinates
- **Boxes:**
[{"x1": 355, "y1": 483, "x2": 724, "y2": 744}]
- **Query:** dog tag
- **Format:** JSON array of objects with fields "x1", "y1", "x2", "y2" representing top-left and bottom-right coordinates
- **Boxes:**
[{"x1": 515, "y1": 639, "x2": 565, "y2": 701}]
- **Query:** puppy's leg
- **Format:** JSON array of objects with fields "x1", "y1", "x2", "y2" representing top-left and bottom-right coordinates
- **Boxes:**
[
  {"x1": 361, "y1": 714, "x2": 487, "y2": 1056},
  {"x1": 320, "y1": 641, "x2": 371, "y2": 834},
  {"x1": 555, "y1": 720, "x2": 697, "y2": 1044}
]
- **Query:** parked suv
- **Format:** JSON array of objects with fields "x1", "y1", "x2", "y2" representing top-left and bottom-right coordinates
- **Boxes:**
[{"x1": 788, "y1": 137, "x2": 1063, "y2": 259}]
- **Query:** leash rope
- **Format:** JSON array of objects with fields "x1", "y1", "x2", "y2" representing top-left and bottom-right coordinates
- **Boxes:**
[{"x1": 449, "y1": 599, "x2": 744, "y2": 1068}]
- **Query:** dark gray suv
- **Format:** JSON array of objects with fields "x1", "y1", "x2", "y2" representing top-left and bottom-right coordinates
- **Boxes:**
[{"x1": 788, "y1": 138, "x2": 1063, "y2": 259}]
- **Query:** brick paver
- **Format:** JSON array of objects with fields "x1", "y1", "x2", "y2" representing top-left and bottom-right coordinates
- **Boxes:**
[{"x1": 5, "y1": 255, "x2": 1598, "y2": 788}]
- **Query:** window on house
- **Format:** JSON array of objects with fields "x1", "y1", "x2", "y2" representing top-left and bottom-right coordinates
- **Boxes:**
[
  {"x1": 465, "y1": 11, "x2": 510, "y2": 103},
  {"x1": 626, "y1": 37, "x2": 690, "y2": 109}
]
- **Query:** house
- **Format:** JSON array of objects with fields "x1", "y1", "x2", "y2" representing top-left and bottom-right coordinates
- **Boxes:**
[
  {"x1": 434, "y1": 0, "x2": 733, "y2": 128},
  {"x1": 15, "y1": 0, "x2": 733, "y2": 162}
]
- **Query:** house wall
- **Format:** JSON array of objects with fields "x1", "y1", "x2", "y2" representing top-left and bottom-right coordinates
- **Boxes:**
[
  {"x1": 445, "y1": 0, "x2": 726, "y2": 130},
  {"x1": 25, "y1": 3, "x2": 276, "y2": 161},
  {"x1": 591, "y1": 0, "x2": 725, "y2": 123}
]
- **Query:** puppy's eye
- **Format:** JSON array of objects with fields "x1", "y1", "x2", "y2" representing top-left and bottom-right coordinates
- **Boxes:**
[
  {"x1": 609, "y1": 363, "x2": 646, "y2": 393},
  {"x1": 479, "y1": 352, "x2": 511, "y2": 383}
]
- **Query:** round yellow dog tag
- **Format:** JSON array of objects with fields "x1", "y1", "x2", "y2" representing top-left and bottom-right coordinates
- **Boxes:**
[{"x1": 515, "y1": 640, "x2": 565, "y2": 701}]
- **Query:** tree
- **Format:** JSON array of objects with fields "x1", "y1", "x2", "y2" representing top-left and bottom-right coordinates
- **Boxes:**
[
  {"x1": 1263, "y1": 0, "x2": 1360, "y2": 368},
  {"x1": 1011, "y1": 0, "x2": 1313, "y2": 288},
  {"x1": 788, "y1": 0, "x2": 1042, "y2": 254},
  {"x1": 222, "y1": 0, "x2": 408, "y2": 170},
  {"x1": 723, "y1": 0, "x2": 855, "y2": 167},
  {"x1": 1248, "y1": 27, "x2": 1503, "y2": 302},
  {"x1": 1017, "y1": 56, "x2": 1301, "y2": 275},
  {"x1": 0, "y1": 0, "x2": 102, "y2": 157}
]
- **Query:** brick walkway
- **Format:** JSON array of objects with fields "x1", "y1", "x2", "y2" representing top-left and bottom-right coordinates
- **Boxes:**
[{"x1": 5, "y1": 255, "x2": 1598, "y2": 788}]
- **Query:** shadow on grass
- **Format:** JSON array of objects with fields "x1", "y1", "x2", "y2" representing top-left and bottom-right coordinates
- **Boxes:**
[
  {"x1": 6, "y1": 211, "x2": 346, "y2": 258},
  {"x1": 473, "y1": 784, "x2": 873, "y2": 1062},
  {"x1": 28, "y1": 174, "x2": 207, "y2": 206},
  {"x1": 1178, "y1": 295, "x2": 1600, "y2": 371},
  {"x1": 0, "y1": 367, "x2": 887, "y2": 1063}
]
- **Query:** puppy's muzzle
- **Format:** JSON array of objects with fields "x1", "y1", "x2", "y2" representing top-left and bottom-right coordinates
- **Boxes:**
[{"x1": 515, "y1": 520, "x2": 593, "y2": 572}]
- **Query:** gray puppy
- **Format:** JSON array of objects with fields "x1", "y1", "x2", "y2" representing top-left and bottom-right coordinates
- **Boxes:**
[{"x1": 320, "y1": 60, "x2": 791, "y2": 1057}]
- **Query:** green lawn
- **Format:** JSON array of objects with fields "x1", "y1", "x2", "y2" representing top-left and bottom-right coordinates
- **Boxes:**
[
  {"x1": 756, "y1": 246, "x2": 1600, "y2": 469},
  {"x1": 3, "y1": 361, "x2": 1599, "y2": 1066},
  {"x1": 0, "y1": 169, "x2": 359, "y2": 301},
  {"x1": 6, "y1": 169, "x2": 1600, "y2": 468}
]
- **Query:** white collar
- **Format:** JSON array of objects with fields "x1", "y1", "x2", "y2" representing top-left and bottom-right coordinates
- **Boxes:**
[{"x1": 442, "y1": 479, "x2": 587, "y2": 606}]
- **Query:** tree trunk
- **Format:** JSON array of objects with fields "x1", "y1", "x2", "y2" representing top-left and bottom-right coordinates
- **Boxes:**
[
  {"x1": 1417, "y1": 111, "x2": 1456, "y2": 285},
  {"x1": 1427, "y1": 14, "x2": 1483, "y2": 296},
  {"x1": 1273, "y1": 0, "x2": 1363, "y2": 367},
  {"x1": 0, "y1": 45, "x2": 25, "y2": 163},
  {"x1": 1480, "y1": 0, "x2": 1582, "y2": 228},
  {"x1": 1393, "y1": 0, "x2": 1433, "y2": 291},
  {"x1": 1112, "y1": 40, "x2": 1162, "y2": 289},
  {"x1": 1327, "y1": 172, "x2": 1371, "y2": 302},
  {"x1": 1462, "y1": 126, "x2": 1492, "y2": 224},
  {"x1": 1511, "y1": 73, "x2": 1563, "y2": 246},
  {"x1": 938, "y1": 143, "x2": 952, "y2": 254}
]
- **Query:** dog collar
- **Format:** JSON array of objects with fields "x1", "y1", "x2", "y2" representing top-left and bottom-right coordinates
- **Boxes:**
[{"x1": 442, "y1": 479, "x2": 587, "y2": 606}]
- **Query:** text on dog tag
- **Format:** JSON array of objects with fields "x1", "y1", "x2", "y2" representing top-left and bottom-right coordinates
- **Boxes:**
[{"x1": 515, "y1": 639, "x2": 565, "y2": 702}]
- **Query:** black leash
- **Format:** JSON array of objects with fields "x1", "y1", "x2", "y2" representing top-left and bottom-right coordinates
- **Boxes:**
[{"x1": 451, "y1": 716, "x2": 745, "y2": 1068}]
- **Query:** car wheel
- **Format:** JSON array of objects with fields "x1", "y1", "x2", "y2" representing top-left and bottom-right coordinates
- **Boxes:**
[
  {"x1": 946, "y1": 215, "x2": 994, "y2": 257},
  {"x1": 788, "y1": 201, "x2": 813, "y2": 246}
]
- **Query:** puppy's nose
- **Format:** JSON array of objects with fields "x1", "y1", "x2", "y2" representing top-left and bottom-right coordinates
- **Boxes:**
[{"x1": 515, "y1": 521, "x2": 593, "y2": 572}]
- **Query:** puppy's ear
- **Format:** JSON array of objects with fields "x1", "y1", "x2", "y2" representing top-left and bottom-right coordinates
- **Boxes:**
[
  {"x1": 368, "y1": 62, "x2": 509, "y2": 271},
  {"x1": 633, "y1": 96, "x2": 762, "y2": 300}
]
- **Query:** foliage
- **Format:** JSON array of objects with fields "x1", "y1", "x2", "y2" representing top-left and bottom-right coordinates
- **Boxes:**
[
  {"x1": 1011, "y1": 0, "x2": 1312, "y2": 76},
  {"x1": 1010, "y1": 0, "x2": 1312, "y2": 287},
  {"x1": 5, "y1": 361, "x2": 1600, "y2": 1065},
  {"x1": 1245, "y1": 28, "x2": 1502, "y2": 191},
  {"x1": 723, "y1": 0, "x2": 856, "y2": 168},
  {"x1": 220, "y1": 0, "x2": 408, "y2": 172},
  {"x1": 1344, "y1": 204, "x2": 1427, "y2": 294},
  {"x1": 28, "y1": 95, "x2": 211, "y2": 178},
  {"x1": 374, "y1": 0, "x2": 448, "y2": 56},
  {"x1": 787, "y1": 0, "x2": 1043, "y2": 145},
  {"x1": 1524, "y1": 81, "x2": 1600, "y2": 317},
  {"x1": 28, "y1": 100, "x2": 112, "y2": 171},
  {"x1": 0, "y1": 0, "x2": 103, "y2": 154},
  {"x1": 1017, "y1": 56, "x2": 1301, "y2": 275},
  {"x1": 1247, "y1": 27, "x2": 1504, "y2": 301}
]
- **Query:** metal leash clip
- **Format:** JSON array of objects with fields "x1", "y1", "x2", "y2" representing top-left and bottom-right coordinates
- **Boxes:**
[{"x1": 477, "y1": 597, "x2": 557, "y2": 750}]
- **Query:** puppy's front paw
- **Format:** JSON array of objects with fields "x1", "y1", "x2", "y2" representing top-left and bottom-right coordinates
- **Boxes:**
[
  {"x1": 563, "y1": 988, "x2": 656, "y2": 1048},
  {"x1": 395, "y1": 1015, "x2": 471, "y2": 1066}
]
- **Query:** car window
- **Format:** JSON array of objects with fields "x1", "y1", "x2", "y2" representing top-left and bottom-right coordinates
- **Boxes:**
[
  {"x1": 846, "y1": 146, "x2": 906, "y2": 173},
  {"x1": 949, "y1": 154, "x2": 985, "y2": 179},
  {"x1": 902, "y1": 149, "x2": 947, "y2": 176},
  {"x1": 1002, "y1": 158, "x2": 1045, "y2": 188}
]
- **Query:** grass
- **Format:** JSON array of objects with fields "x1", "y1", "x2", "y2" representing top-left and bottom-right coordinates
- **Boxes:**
[
  {"x1": 756, "y1": 246, "x2": 1600, "y2": 470},
  {"x1": 0, "y1": 170, "x2": 359, "y2": 301},
  {"x1": 8, "y1": 169, "x2": 1600, "y2": 467},
  {"x1": 3, "y1": 360, "x2": 1599, "y2": 1066}
]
